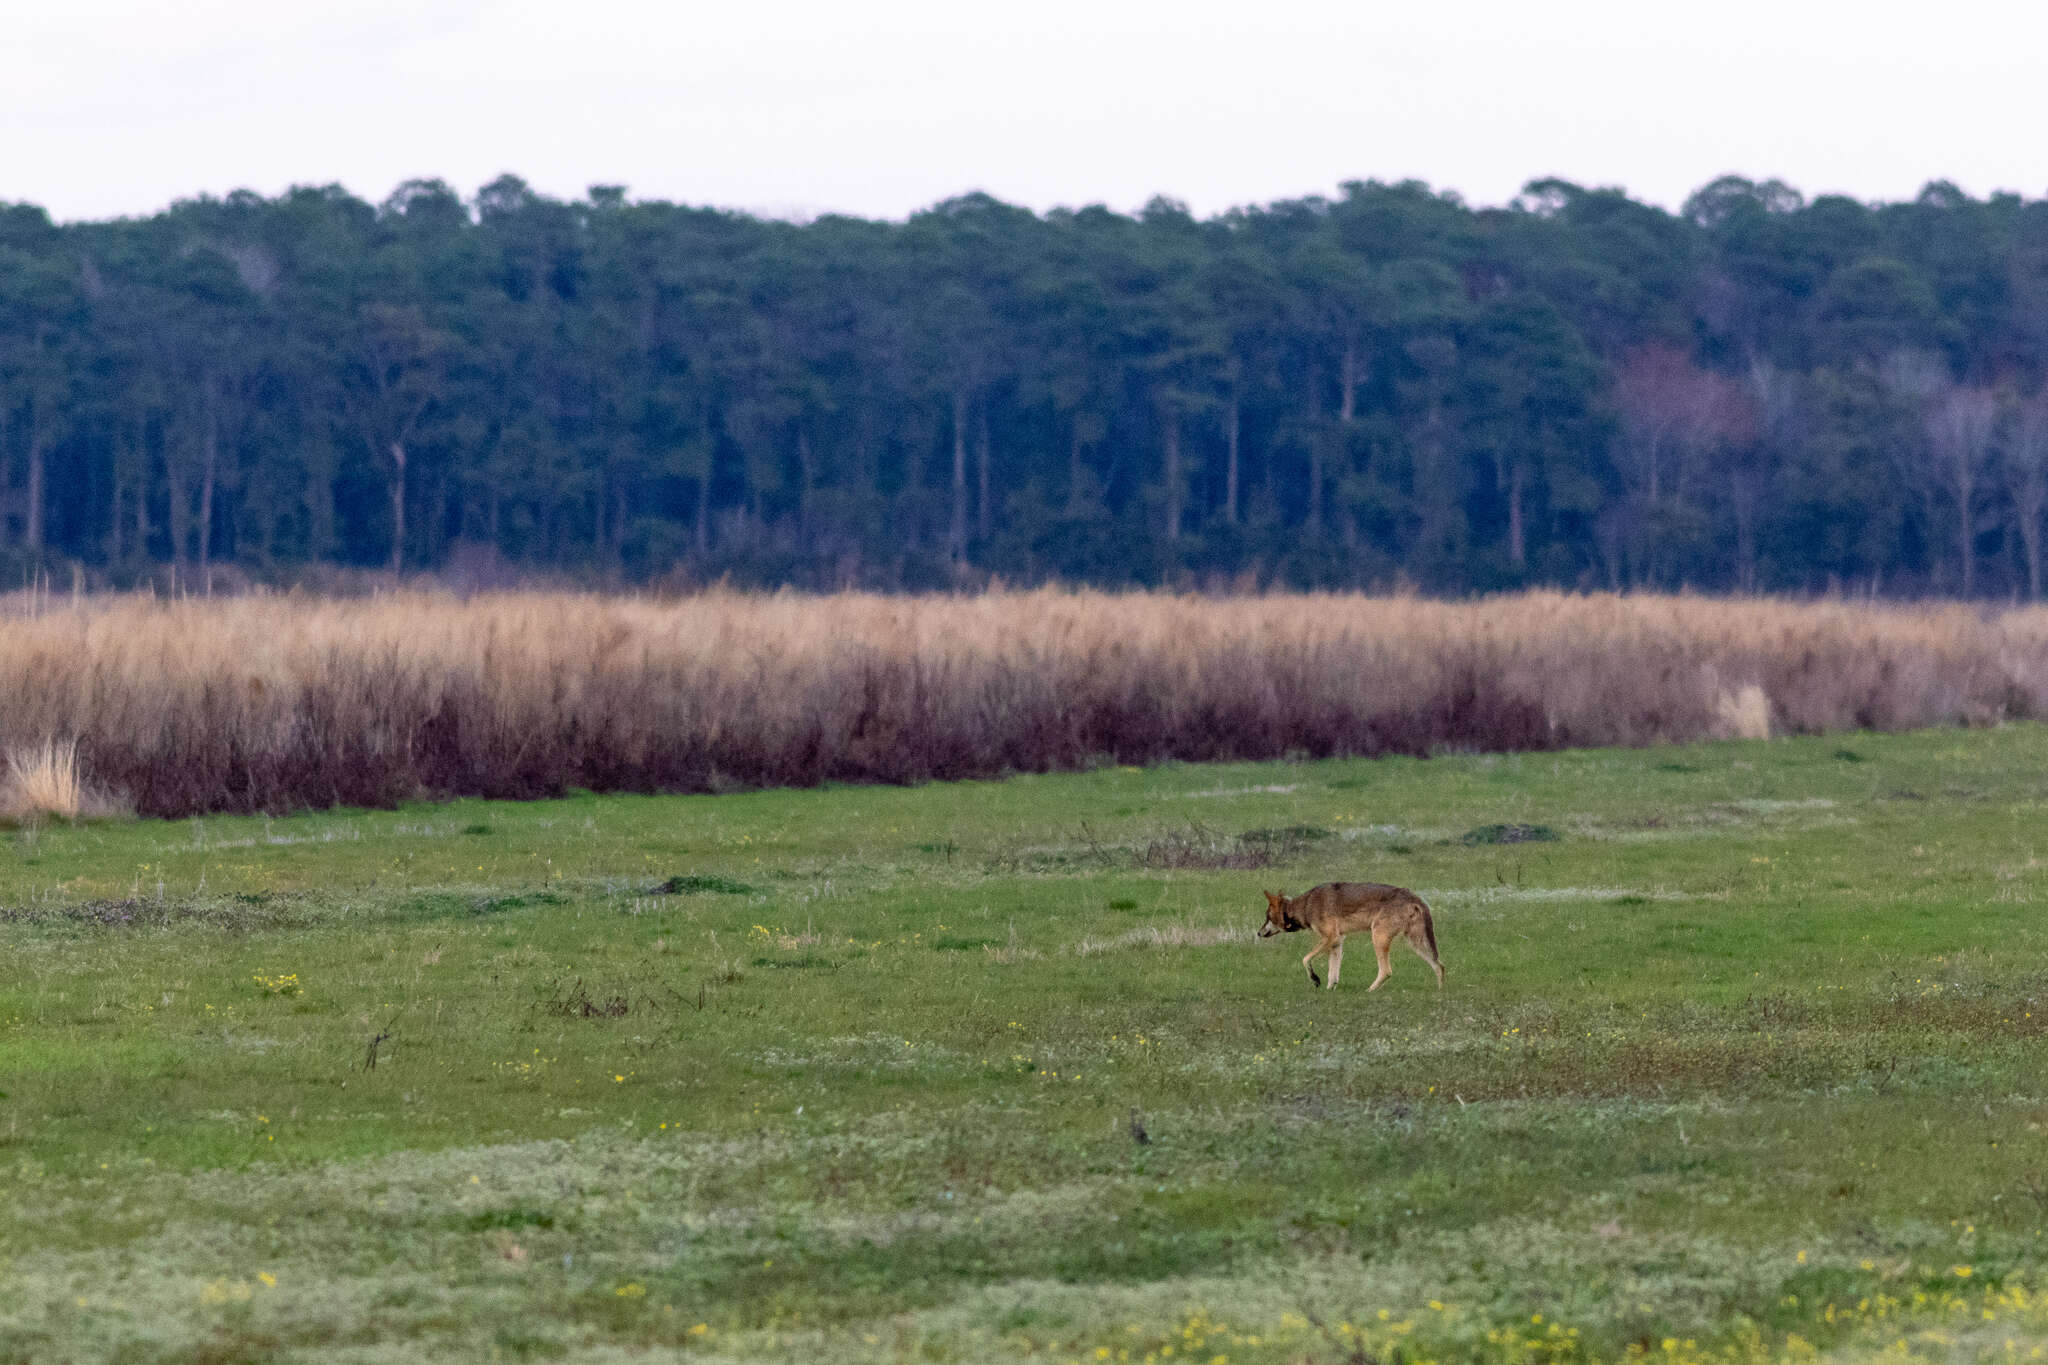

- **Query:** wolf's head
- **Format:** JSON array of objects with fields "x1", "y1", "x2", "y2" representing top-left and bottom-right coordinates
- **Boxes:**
[{"x1": 1257, "y1": 890, "x2": 1296, "y2": 937}]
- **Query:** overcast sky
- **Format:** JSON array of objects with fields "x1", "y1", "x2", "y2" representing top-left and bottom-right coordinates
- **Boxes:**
[{"x1": 7, "y1": 0, "x2": 2048, "y2": 224}]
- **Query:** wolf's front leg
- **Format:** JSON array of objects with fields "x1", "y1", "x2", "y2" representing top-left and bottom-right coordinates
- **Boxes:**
[{"x1": 1368, "y1": 923, "x2": 1396, "y2": 990}]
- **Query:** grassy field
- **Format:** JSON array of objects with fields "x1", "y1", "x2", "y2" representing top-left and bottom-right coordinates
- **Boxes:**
[{"x1": 7, "y1": 728, "x2": 2048, "y2": 1361}]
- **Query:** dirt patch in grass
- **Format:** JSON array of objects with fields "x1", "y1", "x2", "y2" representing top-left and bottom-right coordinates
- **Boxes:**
[
  {"x1": 655, "y1": 874, "x2": 756, "y2": 896},
  {"x1": 401, "y1": 889, "x2": 567, "y2": 921},
  {"x1": 1239, "y1": 825, "x2": 1334, "y2": 848},
  {"x1": 1459, "y1": 823, "x2": 1560, "y2": 845},
  {"x1": 0, "y1": 895, "x2": 299, "y2": 931},
  {"x1": 1074, "y1": 923, "x2": 1248, "y2": 955}
]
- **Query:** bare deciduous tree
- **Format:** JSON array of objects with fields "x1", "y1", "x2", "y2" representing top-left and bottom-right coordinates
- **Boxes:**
[
  {"x1": 2006, "y1": 393, "x2": 2048, "y2": 600},
  {"x1": 1613, "y1": 347, "x2": 1750, "y2": 506},
  {"x1": 1607, "y1": 346, "x2": 1753, "y2": 584},
  {"x1": 343, "y1": 304, "x2": 449, "y2": 575},
  {"x1": 1735, "y1": 359, "x2": 1802, "y2": 593},
  {"x1": 1924, "y1": 385, "x2": 1998, "y2": 596}
]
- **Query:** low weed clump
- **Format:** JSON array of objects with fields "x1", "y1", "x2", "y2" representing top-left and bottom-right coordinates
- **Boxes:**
[
  {"x1": 2, "y1": 588, "x2": 2047, "y2": 815},
  {"x1": 11, "y1": 727, "x2": 2048, "y2": 1358}
]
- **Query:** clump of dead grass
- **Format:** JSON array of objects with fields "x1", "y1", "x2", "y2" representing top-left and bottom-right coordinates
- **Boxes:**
[
  {"x1": 1712, "y1": 684, "x2": 1774, "y2": 740},
  {"x1": 1, "y1": 589, "x2": 2045, "y2": 816},
  {"x1": 0, "y1": 738, "x2": 126, "y2": 823}
]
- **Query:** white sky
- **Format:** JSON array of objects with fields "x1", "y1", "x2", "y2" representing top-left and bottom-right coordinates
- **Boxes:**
[{"x1": 6, "y1": 0, "x2": 2048, "y2": 224}]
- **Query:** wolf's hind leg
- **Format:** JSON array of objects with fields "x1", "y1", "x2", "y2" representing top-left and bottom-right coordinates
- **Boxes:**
[
  {"x1": 1407, "y1": 925, "x2": 1445, "y2": 989},
  {"x1": 1327, "y1": 939, "x2": 1343, "y2": 989}
]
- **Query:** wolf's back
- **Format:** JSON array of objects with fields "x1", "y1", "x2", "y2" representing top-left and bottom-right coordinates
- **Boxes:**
[{"x1": 1323, "y1": 881, "x2": 1409, "y2": 909}]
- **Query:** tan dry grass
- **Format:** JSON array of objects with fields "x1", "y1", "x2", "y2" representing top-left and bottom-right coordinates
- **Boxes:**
[
  {"x1": 1712, "y1": 684, "x2": 1774, "y2": 740},
  {"x1": 0, "y1": 737, "x2": 124, "y2": 823},
  {"x1": 1, "y1": 738, "x2": 81, "y2": 820},
  {"x1": 1, "y1": 589, "x2": 2046, "y2": 815}
]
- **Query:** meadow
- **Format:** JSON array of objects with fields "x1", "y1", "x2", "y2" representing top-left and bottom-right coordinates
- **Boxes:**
[
  {"x1": 8, "y1": 725, "x2": 2048, "y2": 1360},
  {"x1": 4, "y1": 588, "x2": 2048, "y2": 817}
]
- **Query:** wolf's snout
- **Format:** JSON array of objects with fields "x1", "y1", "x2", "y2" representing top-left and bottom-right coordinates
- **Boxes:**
[{"x1": 1256, "y1": 922, "x2": 1276, "y2": 938}]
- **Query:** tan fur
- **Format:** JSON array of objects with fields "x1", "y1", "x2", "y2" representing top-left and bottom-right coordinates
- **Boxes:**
[{"x1": 1257, "y1": 883, "x2": 1445, "y2": 992}]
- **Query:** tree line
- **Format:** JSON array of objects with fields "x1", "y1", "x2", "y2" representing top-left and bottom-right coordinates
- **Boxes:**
[{"x1": 4, "y1": 173, "x2": 2048, "y2": 595}]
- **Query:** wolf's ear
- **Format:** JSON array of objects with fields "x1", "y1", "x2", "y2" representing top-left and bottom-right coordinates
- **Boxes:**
[{"x1": 1263, "y1": 890, "x2": 1280, "y2": 907}]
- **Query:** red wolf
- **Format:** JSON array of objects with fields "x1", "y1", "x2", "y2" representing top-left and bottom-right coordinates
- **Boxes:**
[{"x1": 1257, "y1": 883, "x2": 1444, "y2": 991}]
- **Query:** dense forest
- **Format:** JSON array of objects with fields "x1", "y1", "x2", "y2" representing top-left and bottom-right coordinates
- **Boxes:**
[{"x1": 3, "y1": 173, "x2": 2048, "y2": 595}]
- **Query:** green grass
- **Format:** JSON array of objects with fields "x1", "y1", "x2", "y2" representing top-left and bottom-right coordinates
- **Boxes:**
[{"x1": 9, "y1": 729, "x2": 2048, "y2": 1360}]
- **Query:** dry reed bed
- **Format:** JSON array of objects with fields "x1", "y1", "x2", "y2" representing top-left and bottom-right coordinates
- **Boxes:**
[{"x1": 1, "y1": 590, "x2": 2044, "y2": 818}]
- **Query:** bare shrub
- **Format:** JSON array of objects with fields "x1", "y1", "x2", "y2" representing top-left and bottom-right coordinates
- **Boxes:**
[
  {"x1": 538, "y1": 978, "x2": 643, "y2": 1020},
  {"x1": 1137, "y1": 823, "x2": 1277, "y2": 870},
  {"x1": 0, "y1": 589, "x2": 2045, "y2": 816}
]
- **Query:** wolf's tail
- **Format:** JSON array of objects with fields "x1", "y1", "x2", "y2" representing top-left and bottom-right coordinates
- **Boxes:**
[{"x1": 1420, "y1": 903, "x2": 1441, "y2": 966}]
